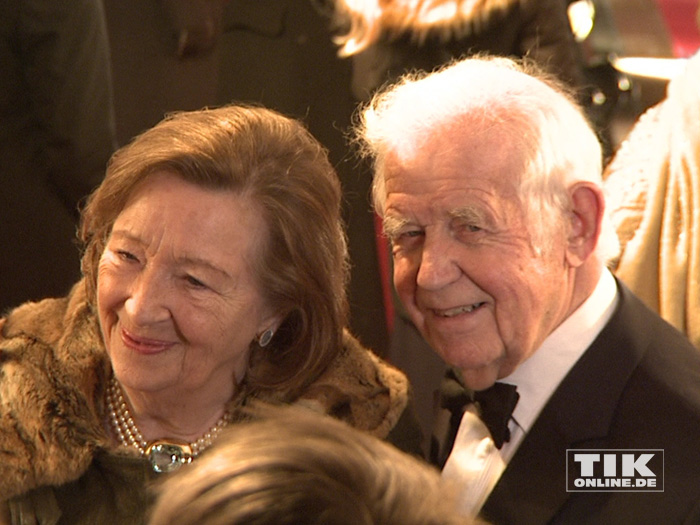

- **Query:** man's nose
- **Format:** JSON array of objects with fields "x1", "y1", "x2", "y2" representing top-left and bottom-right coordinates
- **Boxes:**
[{"x1": 415, "y1": 233, "x2": 461, "y2": 290}]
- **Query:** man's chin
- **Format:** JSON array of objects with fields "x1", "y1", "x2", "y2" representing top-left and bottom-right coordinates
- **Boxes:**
[{"x1": 458, "y1": 364, "x2": 502, "y2": 391}]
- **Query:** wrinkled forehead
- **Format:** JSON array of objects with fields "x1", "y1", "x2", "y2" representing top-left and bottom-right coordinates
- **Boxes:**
[{"x1": 387, "y1": 116, "x2": 530, "y2": 181}]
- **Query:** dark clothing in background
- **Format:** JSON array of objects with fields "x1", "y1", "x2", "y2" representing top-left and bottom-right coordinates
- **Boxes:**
[{"x1": 0, "y1": 0, "x2": 117, "y2": 312}]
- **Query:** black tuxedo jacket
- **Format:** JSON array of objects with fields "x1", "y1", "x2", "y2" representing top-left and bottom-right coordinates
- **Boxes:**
[{"x1": 437, "y1": 281, "x2": 700, "y2": 524}]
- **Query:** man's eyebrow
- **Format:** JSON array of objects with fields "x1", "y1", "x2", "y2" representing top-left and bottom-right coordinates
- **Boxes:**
[
  {"x1": 381, "y1": 215, "x2": 412, "y2": 238},
  {"x1": 449, "y1": 206, "x2": 484, "y2": 223}
]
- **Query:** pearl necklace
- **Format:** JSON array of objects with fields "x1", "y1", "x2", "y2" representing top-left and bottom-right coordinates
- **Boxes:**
[{"x1": 106, "y1": 375, "x2": 232, "y2": 473}]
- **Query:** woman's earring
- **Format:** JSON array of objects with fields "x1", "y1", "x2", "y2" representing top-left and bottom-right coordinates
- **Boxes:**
[{"x1": 258, "y1": 329, "x2": 274, "y2": 348}]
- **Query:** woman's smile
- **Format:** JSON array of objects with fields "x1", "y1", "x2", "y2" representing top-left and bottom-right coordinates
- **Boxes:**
[
  {"x1": 120, "y1": 327, "x2": 176, "y2": 355},
  {"x1": 97, "y1": 172, "x2": 278, "y2": 395}
]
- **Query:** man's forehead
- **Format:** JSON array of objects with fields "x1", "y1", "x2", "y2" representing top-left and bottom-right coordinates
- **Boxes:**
[
  {"x1": 384, "y1": 154, "x2": 523, "y2": 199},
  {"x1": 386, "y1": 117, "x2": 523, "y2": 164}
]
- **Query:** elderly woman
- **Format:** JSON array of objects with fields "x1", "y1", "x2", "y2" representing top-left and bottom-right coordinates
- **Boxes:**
[{"x1": 0, "y1": 105, "x2": 416, "y2": 524}]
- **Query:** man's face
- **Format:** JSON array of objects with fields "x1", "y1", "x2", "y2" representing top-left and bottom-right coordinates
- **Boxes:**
[{"x1": 383, "y1": 126, "x2": 574, "y2": 390}]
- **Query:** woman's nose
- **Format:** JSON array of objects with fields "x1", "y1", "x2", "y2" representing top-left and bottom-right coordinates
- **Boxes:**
[{"x1": 124, "y1": 267, "x2": 171, "y2": 325}]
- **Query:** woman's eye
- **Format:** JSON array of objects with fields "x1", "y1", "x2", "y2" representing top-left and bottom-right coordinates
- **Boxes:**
[
  {"x1": 117, "y1": 250, "x2": 139, "y2": 263},
  {"x1": 185, "y1": 275, "x2": 207, "y2": 289}
]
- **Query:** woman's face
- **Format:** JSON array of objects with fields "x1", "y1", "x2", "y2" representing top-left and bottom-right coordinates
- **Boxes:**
[{"x1": 97, "y1": 172, "x2": 279, "y2": 400}]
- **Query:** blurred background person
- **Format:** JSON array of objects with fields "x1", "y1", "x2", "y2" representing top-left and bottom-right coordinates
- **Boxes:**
[
  {"x1": 162, "y1": 0, "x2": 229, "y2": 59},
  {"x1": 330, "y1": 0, "x2": 587, "y2": 101},
  {"x1": 0, "y1": 105, "x2": 418, "y2": 524},
  {"x1": 604, "y1": 49, "x2": 700, "y2": 348},
  {"x1": 0, "y1": 0, "x2": 117, "y2": 313},
  {"x1": 149, "y1": 405, "x2": 476, "y2": 525}
]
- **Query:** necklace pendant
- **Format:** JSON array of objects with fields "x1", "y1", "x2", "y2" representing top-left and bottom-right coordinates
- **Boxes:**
[{"x1": 146, "y1": 440, "x2": 193, "y2": 473}]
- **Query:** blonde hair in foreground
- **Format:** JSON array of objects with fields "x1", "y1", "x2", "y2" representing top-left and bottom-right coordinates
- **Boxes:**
[{"x1": 148, "y1": 405, "x2": 475, "y2": 525}]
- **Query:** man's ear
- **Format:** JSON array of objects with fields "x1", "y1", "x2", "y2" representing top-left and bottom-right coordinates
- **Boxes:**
[{"x1": 566, "y1": 182, "x2": 604, "y2": 266}]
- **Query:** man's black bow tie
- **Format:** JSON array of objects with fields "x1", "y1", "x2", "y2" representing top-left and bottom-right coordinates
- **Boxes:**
[
  {"x1": 440, "y1": 374, "x2": 520, "y2": 449},
  {"x1": 433, "y1": 371, "x2": 520, "y2": 467},
  {"x1": 473, "y1": 382, "x2": 520, "y2": 449}
]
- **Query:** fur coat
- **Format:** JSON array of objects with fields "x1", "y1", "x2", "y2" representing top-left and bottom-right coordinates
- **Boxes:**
[
  {"x1": 604, "y1": 51, "x2": 700, "y2": 349},
  {"x1": 0, "y1": 280, "x2": 411, "y2": 522}
]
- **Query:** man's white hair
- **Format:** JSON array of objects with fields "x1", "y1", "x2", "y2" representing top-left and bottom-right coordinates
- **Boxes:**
[{"x1": 355, "y1": 55, "x2": 620, "y2": 263}]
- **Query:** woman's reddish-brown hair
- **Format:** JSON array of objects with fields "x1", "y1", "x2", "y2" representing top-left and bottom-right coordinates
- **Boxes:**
[{"x1": 80, "y1": 104, "x2": 349, "y2": 395}]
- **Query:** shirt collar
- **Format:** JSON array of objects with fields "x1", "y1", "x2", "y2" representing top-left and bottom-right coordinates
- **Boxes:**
[{"x1": 502, "y1": 268, "x2": 619, "y2": 433}]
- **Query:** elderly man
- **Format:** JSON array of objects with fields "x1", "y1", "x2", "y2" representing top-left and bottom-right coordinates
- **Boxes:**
[{"x1": 354, "y1": 55, "x2": 700, "y2": 523}]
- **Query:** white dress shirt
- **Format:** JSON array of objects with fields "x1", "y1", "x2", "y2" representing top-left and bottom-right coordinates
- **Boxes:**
[{"x1": 442, "y1": 269, "x2": 619, "y2": 515}]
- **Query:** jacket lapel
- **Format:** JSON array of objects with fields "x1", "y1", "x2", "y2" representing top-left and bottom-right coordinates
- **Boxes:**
[{"x1": 481, "y1": 282, "x2": 649, "y2": 524}]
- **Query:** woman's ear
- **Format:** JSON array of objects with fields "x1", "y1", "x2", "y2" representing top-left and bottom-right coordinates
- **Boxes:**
[
  {"x1": 565, "y1": 182, "x2": 604, "y2": 267},
  {"x1": 256, "y1": 310, "x2": 285, "y2": 345}
]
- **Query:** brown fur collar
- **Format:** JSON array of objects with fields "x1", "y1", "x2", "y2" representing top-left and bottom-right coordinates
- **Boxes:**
[
  {"x1": 0, "y1": 282, "x2": 108, "y2": 501},
  {"x1": 0, "y1": 281, "x2": 409, "y2": 501}
]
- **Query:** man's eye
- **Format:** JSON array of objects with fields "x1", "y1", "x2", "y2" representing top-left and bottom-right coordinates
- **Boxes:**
[
  {"x1": 393, "y1": 229, "x2": 424, "y2": 241},
  {"x1": 390, "y1": 229, "x2": 424, "y2": 250},
  {"x1": 454, "y1": 220, "x2": 482, "y2": 234}
]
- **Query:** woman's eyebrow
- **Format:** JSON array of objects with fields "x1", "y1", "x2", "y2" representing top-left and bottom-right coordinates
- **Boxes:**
[
  {"x1": 108, "y1": 229, "x2": 143, "y2": 244},
  {"x1": 109, "y1": 230, "x2": 233, "y2": 279},
  {"x1": 176, "y1": 255, "x2": 233, "y2": 280}
]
